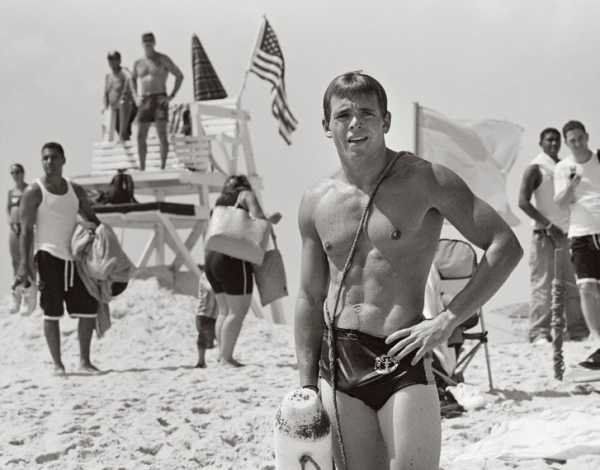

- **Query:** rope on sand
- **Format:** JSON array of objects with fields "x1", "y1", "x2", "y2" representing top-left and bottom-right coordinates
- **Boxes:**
[{"x1": 551, "y1": 248, "x2": 566, "y2": 381}]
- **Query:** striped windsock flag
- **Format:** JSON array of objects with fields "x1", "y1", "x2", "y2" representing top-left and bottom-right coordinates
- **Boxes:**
[
  {"x1": 192, "y1": 34, "x2": 227, "y2": 101},
  {"x1": 249, "y1": 18, "x2": 298, "y2": 145}
]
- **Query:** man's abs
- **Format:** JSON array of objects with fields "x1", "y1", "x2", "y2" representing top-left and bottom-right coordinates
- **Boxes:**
[
  {"x1": 324, "y1": 269, "x2": 429, "y2": 337},
  {"x1": 136, "y1": 59, "x2": 168, "y2": 95}
]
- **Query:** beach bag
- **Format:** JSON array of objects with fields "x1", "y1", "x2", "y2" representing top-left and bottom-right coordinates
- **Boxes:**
[
  {"x1": 108, "y1": 169, "x2": 136, "y2": 204},
  {"x1": 205, "y1": 199, "x2": 271, "y2": 265},
  {"x1": 254, "y1": 232, "x2": 288, "y2": 306}
]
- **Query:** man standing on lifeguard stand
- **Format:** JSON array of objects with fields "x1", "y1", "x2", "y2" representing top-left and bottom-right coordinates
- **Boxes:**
[{"x1": 131, "y1": 32, "x2": 184, "y2": 171}]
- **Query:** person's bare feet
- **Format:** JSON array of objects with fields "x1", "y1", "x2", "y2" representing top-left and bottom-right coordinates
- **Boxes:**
[
  {"x1": 53, "y1": 364, "x2": 67, "y2": 377},
  {"x1": 79, "y1": 362, "x2": 102, "y2": 375},
  {"x1": 219, "y1": 357, "x2": 244, "y2": 368},
  {"x1": 195, "y1": 360, "x2": 207, "y2": 368}
]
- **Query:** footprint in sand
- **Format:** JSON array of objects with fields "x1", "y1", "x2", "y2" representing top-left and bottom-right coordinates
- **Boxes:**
[
  {"x1": 137, "y1": 444, "x2": 163, "y2": 456},
  {"x1": 220, "y1": 435, "x2": 241, "y2": 447},
  {"x1": 157, "y1": 417, "x2": 170, "y2": 427},
  {"x1": 58, "y1": 424, "x2": 82, "y2": 435},
  {"x1": 448, "y1": 423, "x2": 469, "y2": 430},
  {"x1": 191, "y1": 406, "x2": 210, "y2": 415}
]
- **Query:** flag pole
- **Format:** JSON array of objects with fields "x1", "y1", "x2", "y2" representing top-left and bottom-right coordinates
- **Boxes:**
[
  {"x1": 236, "y1": 15, "x2": 267, "y2": 107},
  {"x1": 413, "y1": 101, "x2": 420, "y2": 155}
]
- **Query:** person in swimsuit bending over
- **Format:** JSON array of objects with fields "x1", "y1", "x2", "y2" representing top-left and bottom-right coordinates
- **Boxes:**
[
  {"x1": 131, "y1": 32, "x2": 184, "y2": 170},
  {"x1": 294, "y1": 71, "x2": 523, "y2": 470},
  {"x1": 7, "y1": 163, "x2": 28, "y2": 313},
  {"x1": 205, "y1": 175, "x2": 282, "y2": 367}
]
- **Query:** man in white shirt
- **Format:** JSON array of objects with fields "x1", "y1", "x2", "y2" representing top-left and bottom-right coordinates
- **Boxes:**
[
  {"x1": 518, "y1": 128, "x2": 587, "y2": 343},
  {"x1": 17, "y1": 142, "x2": 102, "y2": 376},
  {"x1": 554, "y1": 120, "x2": 600, "y2": 369}
]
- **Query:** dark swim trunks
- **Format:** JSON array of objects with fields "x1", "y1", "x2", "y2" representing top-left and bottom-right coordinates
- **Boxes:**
[
  {"x1": 36, "y1": 250, "x2": 98, "y2": 319},
  {"x1": 137, "y1": 93, "x2": 169, "y2": 123},
  {"x1": 204, "y1": 250, "x2": 253, "y2": 295},
  {"x1": 570, "y1": 234, "x2": 600, "y2": 282},
  {"x1": 319, "y1": 326, "x2": 435, "y2": 410}
]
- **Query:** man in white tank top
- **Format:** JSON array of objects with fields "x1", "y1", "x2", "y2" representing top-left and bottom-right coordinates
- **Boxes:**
[
  {"x1": 518, "y1": 128, "x2": 588, "y2": 344},
  {"x1": 16, "y1": 142, "x2": 102, "y2": 376},
  {"x1": 554, "y1": 120, "x2": 600, "y2": 370}
]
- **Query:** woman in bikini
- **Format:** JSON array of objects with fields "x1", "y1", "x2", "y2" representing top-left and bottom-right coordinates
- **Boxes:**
[{"x1": 7, "y1": 163, "x2": 28, "y2": 313}]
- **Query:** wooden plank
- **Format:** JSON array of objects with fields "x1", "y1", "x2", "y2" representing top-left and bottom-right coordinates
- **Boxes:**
[
  {"x1": 194, "y1": 103, "x2": 250, "y2": 121},
  {"x1": 137, "y1": 232, "x2": 158, "y2": 267},
  {"x1": 239, "y1": 120, "x2": 257, "y2": 176},
  {"x1": 171, "y1": 220, "x2": 205, "y2": 271},
  {"x1": 93, "y1": 143, "x2": 210, "y2": 156},
  {"x1": 158, "y1": 213, "x2": 203, "y2": 279},
  {"x1": 74, "y1": 169, "x2": 229, "y2": 196},
  {"x1": 155, "y1": 223, "x2": 165, "y2": 265},
  {"x1": 93, "y1": 135, "x2": 209, "y2": 149}
]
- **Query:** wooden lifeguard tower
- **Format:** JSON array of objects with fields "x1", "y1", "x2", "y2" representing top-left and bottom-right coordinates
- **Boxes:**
[
  {"x1": 73, "y1": 96, "x2": 285, "y2": 322},
  {"x1": 72, "y1": 32, "x2": 288, "y2": 323}
]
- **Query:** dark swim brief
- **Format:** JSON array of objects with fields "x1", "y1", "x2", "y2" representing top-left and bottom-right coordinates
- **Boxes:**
[
  {"x1": 319, "y1": 326, "x2": 435, "y2": 410},
  {"x1": 137, "y1": 93, "x2": 169, "y2": 123},
  {"x1": 204, "y1": 250, "x2": 253, "y2": 295}
]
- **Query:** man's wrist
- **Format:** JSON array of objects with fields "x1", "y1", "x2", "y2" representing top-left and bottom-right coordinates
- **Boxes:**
[{"x1": 439, "y1": 307, "x2": 460, "y2": 331}]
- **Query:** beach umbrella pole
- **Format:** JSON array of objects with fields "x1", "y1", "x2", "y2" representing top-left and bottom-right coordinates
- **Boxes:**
[{"x1": 551, "y1": 247, "x2": 566, "y2": 380}]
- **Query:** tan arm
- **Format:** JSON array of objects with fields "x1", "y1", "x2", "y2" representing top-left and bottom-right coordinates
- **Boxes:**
[
  {"x1": 432, "y1": 164, "x2": 523, "y2": 329},
  {"x1": 17, "y1": 184, "x2": 42, "y2": 282},
  {"x1": 294, "y1": 190, "x2": 329, "y2": 387}
]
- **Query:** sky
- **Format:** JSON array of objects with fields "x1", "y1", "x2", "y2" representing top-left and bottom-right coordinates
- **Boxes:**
[{"x1": 2, "y1": 0, "x2": 600, "y2": 315}]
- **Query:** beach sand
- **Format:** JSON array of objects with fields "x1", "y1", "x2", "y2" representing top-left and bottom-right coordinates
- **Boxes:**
[{"x1": 1, "y1": 278, "x2": 599, "y2": 469}]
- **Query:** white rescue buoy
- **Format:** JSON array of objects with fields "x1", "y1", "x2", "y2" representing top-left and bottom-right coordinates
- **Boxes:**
[{"x1": 274, "y1": 388, "x2": 333, "y2": 470}]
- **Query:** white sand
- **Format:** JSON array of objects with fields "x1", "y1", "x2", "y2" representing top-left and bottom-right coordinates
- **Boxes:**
[{"x1": 1, "y1": 279, "x2": 599, "y2": 469}]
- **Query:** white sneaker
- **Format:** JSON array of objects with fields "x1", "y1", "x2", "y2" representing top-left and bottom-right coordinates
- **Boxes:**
[
  {"x1": 9, "y1": 288, "x2": 22, "y2": 314},
  {"x1": 18, "y1": 284, "x2": 37, "y2": 316}
]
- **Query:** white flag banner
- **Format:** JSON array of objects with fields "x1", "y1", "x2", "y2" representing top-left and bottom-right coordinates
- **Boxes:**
[{"x1": 419, "y1": 106, "x2": 523, "y2": 226}]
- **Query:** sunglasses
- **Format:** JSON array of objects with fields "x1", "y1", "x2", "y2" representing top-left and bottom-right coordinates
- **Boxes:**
[{"x1": 10, "y1": 170, "x2": 23, "y2": 175}]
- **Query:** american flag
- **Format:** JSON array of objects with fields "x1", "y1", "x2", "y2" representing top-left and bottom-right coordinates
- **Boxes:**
[{"x1": 249, "y1": 18, "x2": 298, "y2": 145}]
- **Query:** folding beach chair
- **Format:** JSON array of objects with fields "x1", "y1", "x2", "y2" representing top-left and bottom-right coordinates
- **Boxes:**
[{"x1": 431, "y1": 238, "x2": 494, "y2": 392}]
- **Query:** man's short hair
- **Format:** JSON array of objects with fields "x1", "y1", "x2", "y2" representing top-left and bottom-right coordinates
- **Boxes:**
[
  {"x1": 142, "y1": 32, "x2": 156, "y2": 43},
  {"x1": 539, "y1": 127, "x2": 560, "y2": 143},
  {"x1": 41, "y1": 142, "x2": 64, "y2": 158},
  {"x1": 322, "y1": 71, "x2": 388, "y2": 123},
  {"x1": 107, "y1": 50, "x2": 121, "y2": 60},
  {"x1": 10, "y1": 163, "x2": 24, "y2": 173},
  {"x1": 562, "y1": 120, "x2": 586, "y2": 139}
]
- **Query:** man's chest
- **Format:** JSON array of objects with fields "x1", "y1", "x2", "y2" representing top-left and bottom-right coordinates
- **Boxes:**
[
  {"x1": 314, "y1": 189, "x2": 435, "y2": 261},
  {"x1": 575, "y1": 160, "x2": 600, "y2": 196},
  {"x1": 136, "y1": 59, "x2": 166, "y2": 77}
]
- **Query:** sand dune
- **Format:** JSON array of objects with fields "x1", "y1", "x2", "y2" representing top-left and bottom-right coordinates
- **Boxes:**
[{"x1": 1, "y1": 278, "x2": 599, "y2": 469}]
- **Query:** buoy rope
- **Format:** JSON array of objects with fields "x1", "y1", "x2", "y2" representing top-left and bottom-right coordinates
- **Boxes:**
[{"x1": 325, "y1": 153, "x2": 399, "y2": 470}]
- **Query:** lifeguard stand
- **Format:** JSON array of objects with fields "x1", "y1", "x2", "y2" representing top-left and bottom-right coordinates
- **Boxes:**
[{"x1": 73, "y1": 98, "x2": 284, "y2": 322}]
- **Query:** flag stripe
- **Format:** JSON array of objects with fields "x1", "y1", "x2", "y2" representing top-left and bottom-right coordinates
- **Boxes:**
[
  {"x1": 249, "y1": 66, "x2": 280, "y2": 89},
  {"x1": 272, "y1": 88, "x2": 298, "y2": 123}
]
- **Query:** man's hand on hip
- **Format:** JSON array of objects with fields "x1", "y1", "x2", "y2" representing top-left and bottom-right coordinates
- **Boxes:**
[{"x1": 385, "y1": 311, "x2": 456, "y2": 365}]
